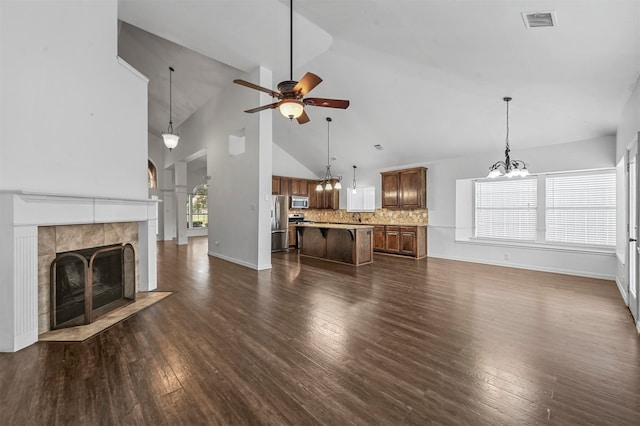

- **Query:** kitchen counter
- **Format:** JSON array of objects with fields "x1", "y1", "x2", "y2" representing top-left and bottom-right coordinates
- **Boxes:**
[
  {"x1": 313, "y1": 221, "x2": 427, "y2": 227},
  {"x1": 295, "y1": 223, "x2": 374, "y2": 266}
]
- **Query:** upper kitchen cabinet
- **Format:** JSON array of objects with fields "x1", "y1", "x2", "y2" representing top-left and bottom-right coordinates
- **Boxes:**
[
  {"x1": 312, "y1": 178, "x2": 340, "y2": 210},
  {"x1": 289, "y1": 178, "x2": 309, "y2": 197},
  {"x1": 381, "y1": 167, "x2": 427, "y2": 209}
]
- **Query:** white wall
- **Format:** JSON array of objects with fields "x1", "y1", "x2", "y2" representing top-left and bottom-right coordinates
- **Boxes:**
[
  {"x1": 172, "y1": 66, "x2": 273, "y2": 270},
  {"x1": 0, "y1": 0, "x2": 148, "y2": 199},
  {"x1": 273, "y1": 142, "x2": 318, "y2": 179}
]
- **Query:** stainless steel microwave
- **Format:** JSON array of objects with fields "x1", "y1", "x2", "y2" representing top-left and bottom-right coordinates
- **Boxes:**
[{"x1": 290, "y1": 196, "x2": 309, "y2": 209}]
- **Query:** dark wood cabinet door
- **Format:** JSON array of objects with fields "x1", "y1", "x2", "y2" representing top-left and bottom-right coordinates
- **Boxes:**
[
  {"x1": 385, "y1": 226, "x2": 400, "y2": 252},
  {"x1": 308, "y1": 181, "x2": 319, "y2": 209},
  {"x1": 373, "y1": 226, "x2": 386, "y2": 251},
  {"x1": 289, "y1": 179, "x2": 300, "y2": 196},
  {"x1": 399, "y1": 168, "x2": 426, "y2": 209},
  {"x1": 298, "y1": 180, "x2": 309, "y2": 196},
  {"x1": 272, "y1": 176, "x2": 281, "y2": 195},
  {"x1": 399, "y1": 227, "x2": 417, "y2": 255},
  {"x1": 288, "y1": 225, "x2": 297, "y2": 247},
  {"x1": 381, "y1": 172, "x2": 400, "y2": 208}
]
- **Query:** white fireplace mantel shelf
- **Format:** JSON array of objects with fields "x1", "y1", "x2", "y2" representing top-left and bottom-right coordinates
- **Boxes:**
[{"x1": 0, "y1": 191, "x2": 158, "y2": 352}]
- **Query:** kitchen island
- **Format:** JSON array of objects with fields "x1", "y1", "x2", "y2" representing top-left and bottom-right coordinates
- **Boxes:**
[{"x1": 295, "y1": 223, "x2": 374, "y2": 266}]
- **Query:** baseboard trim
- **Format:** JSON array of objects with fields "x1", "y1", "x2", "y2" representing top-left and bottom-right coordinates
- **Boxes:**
[
  {"x1": 207, "y1": 251, "x2": 269, "y2": 271},
  {"x1": 428, "y1": 253, "x2": 615, "y2": 281},
  {"x1": 616, "y1": 277, "x2": 629, "y2": 306}
]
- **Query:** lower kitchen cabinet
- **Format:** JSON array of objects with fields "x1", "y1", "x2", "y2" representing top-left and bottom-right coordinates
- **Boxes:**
[
  {"x1": 288, "y1": 225, "x2": 297, "y2": 248},
  {"x1": 373, "y1": 226, "x2": 386, "y2": 251},
  {"x1": 373, "y1": 225, "x2": 427, "y2": 259}
]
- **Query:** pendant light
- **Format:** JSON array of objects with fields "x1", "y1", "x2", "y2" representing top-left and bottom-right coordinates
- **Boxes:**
[
  {"x1": 487, "y1": 97, "x2": 529, "y2": 178},
  {"x1": 351, "y1": 165, "x2": 358, "y2": 195},
  {"x1": 317, "y1": 117, "x2": 342, "y2": 191},
  {"x1": 162, "y1": 67, "x2": 180, "y2": 151}
]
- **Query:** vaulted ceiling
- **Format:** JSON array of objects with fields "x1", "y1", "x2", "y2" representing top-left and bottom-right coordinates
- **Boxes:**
[{"x1": 118, "y1": 0, "x2": 640, "y2": 176}]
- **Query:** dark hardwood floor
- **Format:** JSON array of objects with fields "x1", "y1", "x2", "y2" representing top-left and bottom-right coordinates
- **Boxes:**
[{"x1": 1, "y1": 236, "x2": 639, "y2": 425}]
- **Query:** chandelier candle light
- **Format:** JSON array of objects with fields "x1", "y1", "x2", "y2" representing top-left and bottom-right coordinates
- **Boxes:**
[
  {"x1": 487, "y1": 97, "x2": 529, "y2": 178},
  {"x1": 316, "y1": 117, "x2": 342, "y2": 191},
  {"x1": 162, "y1": 66, "x2": 180, "y2": 151}
]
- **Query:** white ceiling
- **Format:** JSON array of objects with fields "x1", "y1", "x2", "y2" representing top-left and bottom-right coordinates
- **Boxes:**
[{"x1": 118, "y1": 0, "x2": 640, "y2": 177}]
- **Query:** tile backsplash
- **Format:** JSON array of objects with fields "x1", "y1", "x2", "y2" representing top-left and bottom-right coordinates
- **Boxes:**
[{"x1": 292, "y1": 208, "x2": 428, "y2": 225}]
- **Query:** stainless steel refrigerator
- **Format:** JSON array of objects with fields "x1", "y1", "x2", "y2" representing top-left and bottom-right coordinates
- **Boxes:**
[{"x1": 271, "y1": 195, "x2": 288, "y2": 252}]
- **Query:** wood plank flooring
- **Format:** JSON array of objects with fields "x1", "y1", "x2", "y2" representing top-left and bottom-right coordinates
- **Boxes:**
[{"x1": 1, "y1": 236, "x2": 639, "y2": 425}]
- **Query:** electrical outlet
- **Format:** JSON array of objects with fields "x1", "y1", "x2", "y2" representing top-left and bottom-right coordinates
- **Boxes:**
[
  {"x1": 504, "y1": 253, "x2": 510, "y2": 261},
  {"x1": 215, "y1": 240, "x2": 220, "y2": 246}
]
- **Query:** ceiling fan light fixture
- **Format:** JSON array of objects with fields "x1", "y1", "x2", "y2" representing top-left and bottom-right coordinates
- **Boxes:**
[{"x1": 279, "y1": 99, "x2": 304, "y2": 119}]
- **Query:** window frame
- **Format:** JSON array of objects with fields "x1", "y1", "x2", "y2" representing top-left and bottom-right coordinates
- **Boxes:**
[{"x1": 472, "y1": 168, "x2": 616, "y2": 250}]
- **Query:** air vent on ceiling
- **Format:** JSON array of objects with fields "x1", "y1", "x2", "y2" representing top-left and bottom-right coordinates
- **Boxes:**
[
  {"x1": 521, "y1": 11, "x2": 557, "y2": 28},
  {"x1": 374, "y1": 144, "x2": 384, "y2": 151}
]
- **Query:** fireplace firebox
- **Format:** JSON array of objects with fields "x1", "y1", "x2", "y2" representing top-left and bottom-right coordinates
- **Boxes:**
[{"x1": 50, "y1": 243, "x2": 136, "y2": 329}]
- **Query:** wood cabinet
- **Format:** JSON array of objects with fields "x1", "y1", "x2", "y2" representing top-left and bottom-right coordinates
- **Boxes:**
[
  {"x1": 288, "y1": 224, "x2": 297, "y2": 248},
  {"x1": 308, "y1": 181, "x2": 319, "y2": 209},
  {"x1": 272, "y1": 176, "x2": 281, "y2": 195},
  {"x1": 289, "y1": 179, "x2": 309, "y2": 197},
  {"x1": 399, "y1": 227, "x2": 417, "y2": 255},
  {"x1": 373, "y1": 226, "x2": 386, "y2": 251},
  {"x1": 385, "y1": 226, "x2": 400, "y2": 253},
  {"x1": 380, "y1": 167, "x2": 427, "y2": 209},
  {"x1": 373, "y1": 225, "x2": 427, "y2": 259},
  {"x1": 311, "y1": 178, "x2": 339, "y2": 210},
  {"x1": 272, "y1": 175, "x2": 339, "y2": 210}
]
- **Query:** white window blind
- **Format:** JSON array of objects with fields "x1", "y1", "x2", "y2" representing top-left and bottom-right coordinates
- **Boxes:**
[
  {"x1": 546, "y1": 171, "x2": 615, "y2": 246},
  {"x1": 475, "y1": 178, "x2": 537, "y2": 241}
]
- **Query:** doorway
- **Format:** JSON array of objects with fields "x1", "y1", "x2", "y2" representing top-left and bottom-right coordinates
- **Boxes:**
[{"x1": 627, "y1": 140, "x2": 639, "y2": 324}]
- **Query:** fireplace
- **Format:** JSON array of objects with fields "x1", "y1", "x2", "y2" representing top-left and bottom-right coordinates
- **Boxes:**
[
  {"x1": 0, "y1": 191, "x2": 158, "y2": 352},
  {"x1": 50, "y1": 244, "x2": 136, "y2": 329}
]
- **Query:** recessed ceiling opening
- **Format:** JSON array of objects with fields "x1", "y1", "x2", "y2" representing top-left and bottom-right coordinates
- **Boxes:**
[{"x1": 521, "y1": 11, "x2": 557, "y2": 28}]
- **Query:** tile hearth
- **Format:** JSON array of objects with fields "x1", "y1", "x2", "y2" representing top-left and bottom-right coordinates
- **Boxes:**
[{"x1": 38, "y1": 291, "x2": 172, "y2": 342}]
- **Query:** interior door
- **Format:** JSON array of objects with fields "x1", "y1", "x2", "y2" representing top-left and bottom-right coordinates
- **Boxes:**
[{"x1": 628, "y1": 142, "x2": 639, "y2": 323}]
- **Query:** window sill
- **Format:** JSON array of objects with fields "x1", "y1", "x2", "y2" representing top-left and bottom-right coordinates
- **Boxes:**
[{"x1": 456, "y1": 237, "x2": 615, "y2": 255}]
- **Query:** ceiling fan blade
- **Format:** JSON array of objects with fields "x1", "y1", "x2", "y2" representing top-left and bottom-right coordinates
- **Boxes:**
[
  {"x1": 233, "y1": 79, "x2": 281, "y2": 98},
  {"x1": 304, "y1": 98, "x2": 350, "y2": 109},
  {"x1": 293, "y1": 72, "x2": 322, "y2": 96},
  {"x1": 296, "y1": 109, "x2": 310, "y2": 124},
  {"x1": 244, "y1": 102, "x2": 281, "y2": 113}
]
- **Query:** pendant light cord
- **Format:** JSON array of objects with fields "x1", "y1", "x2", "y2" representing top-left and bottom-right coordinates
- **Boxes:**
[
  {"x1": 168, "y1": 66, "x2": 175, "y2": 133},
  {"x1": 289, "y1": 0, "x2": 293, "y2": 81},
  {"x1": 505, "y1": 98, "x2": 510, "y2": 151}
]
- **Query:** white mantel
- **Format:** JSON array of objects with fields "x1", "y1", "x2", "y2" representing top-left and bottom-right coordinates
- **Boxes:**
[{"x1": 0, "y1": 191, "x2": 158, "y2": 352}]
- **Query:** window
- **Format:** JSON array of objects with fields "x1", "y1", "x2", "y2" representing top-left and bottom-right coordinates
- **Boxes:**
[
  {"x1": 187, "y1": 184, "x2": 208, "y2": 228},
  {"x1": 546, "y1": 170, "x2": 615, "y2": 246},
  {"x1": 475, "y1": 178, "x2": 537, "y2": 241},
  {"x1": 472, "y1": 169, "x2": 616, "y2": 248}
]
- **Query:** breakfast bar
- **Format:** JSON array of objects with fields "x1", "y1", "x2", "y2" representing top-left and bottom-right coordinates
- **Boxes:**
[{"x1": 295, "y1": 223, "x2": 374, "y2": 266}]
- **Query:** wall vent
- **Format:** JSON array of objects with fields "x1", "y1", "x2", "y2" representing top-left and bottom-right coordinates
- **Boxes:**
[{"x1": 521, "y1": 11, "x2": 557, "y2": 28}]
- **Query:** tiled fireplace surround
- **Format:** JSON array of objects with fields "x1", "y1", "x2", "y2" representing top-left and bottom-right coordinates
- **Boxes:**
[{"x1": 0, "y1": 191, "x2": 158, "y2": 352}]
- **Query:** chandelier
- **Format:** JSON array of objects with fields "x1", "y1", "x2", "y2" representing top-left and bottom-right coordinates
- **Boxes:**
[
  {"x1": 487, "y1": 97, "x2": 529, "y2": 178},
  {"x1": 161, "y1": 66, "x2": 180, "y2": 151},
  {"x1": 316, "y1": 117, "x2": 342, "y2": 191}
]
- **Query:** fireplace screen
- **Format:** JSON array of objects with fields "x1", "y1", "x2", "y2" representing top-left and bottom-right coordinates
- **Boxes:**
[{"x1": 50, "y1": 243, "x2": 135, "y2": 329}]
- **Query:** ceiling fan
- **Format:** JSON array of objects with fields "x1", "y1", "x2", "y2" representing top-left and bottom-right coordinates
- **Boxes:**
[{"x1": 233, "y1": 0, "x2": 350, "y2": 124}]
